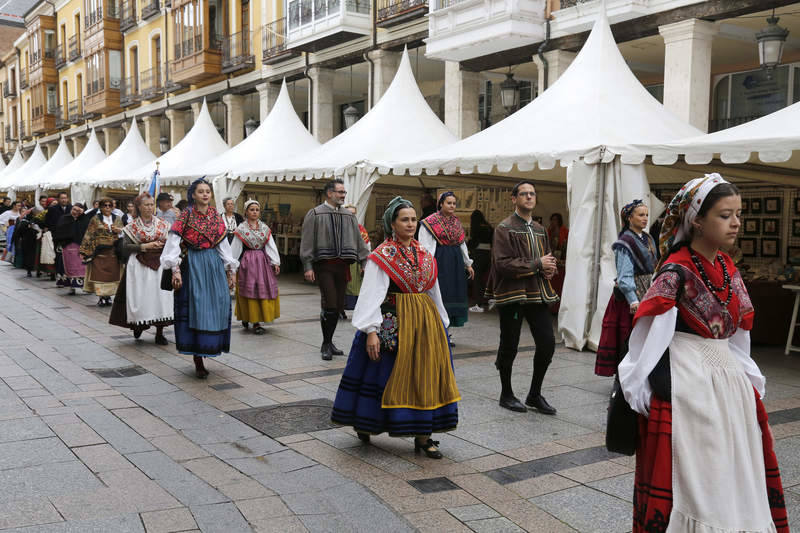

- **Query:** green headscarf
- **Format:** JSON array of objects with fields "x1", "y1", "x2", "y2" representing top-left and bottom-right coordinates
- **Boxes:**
[{"x1": 382, "y1": 196, "x2": 414, "y2": 236}]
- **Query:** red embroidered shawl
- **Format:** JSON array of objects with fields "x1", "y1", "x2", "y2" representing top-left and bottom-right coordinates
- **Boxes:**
[
  {"x1": 170, "y1": 207, "x2": 226, "y2": 249},
  {"x1": 369, "y1": 239, "x2": 437, "y2": 294},
  {"x1": 635, "y1": 247, "x2": 754, "y2": 339},
  {"x1": 420, "y1": 212, "x2": 465, "y2": 246},
  {"x1": 358, "y1": 224, "x2": 370, "y2": 247}
]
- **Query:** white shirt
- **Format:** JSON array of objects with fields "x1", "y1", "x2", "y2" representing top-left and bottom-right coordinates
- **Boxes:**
[
  {"x1": 230, "y1": 232, "x2": 281, "y2": 266},
  {"x1": 351, "y1": 260, "x2": 449, "y2": 334},
  {"x1": 160, "y1": 233, "x2": 239, "y2": 272},
  {"x1": 418, "y1": 225, "x2": 473, "y2": 267}
]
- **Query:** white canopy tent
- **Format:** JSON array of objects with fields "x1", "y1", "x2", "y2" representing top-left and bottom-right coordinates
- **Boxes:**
[
  {"x1": 15, "y1": 136, "x2": 74, "y2": 201},
  {"x1": 185, "y1": 81, "x2": 321, "y2": 208},
  {"x1": 134, "y1": 99, "x2": 231, "y2": 207},
  {"x1": 0, "y1": 147, "x2": 24, "y2": 185},
  {"x1": 78, "y1": 118, "x2": 156, "y2": 199},
  {"x1": 2, "y1": 144, "x2": 47, "y2": 200},
  {"x1": 382, "y1": 11, "x2": 701, "y2": 350},
  {"x1": 257, "y1": 49, "x2": 458, "y2": 221},
  {"x1": 43, "y1": 129, "x2": 107, "y2": 205}
]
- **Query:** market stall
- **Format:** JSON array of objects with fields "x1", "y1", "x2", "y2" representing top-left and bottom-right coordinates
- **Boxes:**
[
  {"x1": 1, "y1": 144, "x2": 47, "y2": 201},
  {"x1": 14, "y1": 136, "x2": 74, "y2": 202},
  {"x1": 42, "y1": 129, "x2": 107, "y2": 204}
]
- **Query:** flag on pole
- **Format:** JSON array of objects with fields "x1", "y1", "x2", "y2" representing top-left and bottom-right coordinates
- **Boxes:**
[{"x1": 147, "y1": 163, "x2": 160, "y2": 198}]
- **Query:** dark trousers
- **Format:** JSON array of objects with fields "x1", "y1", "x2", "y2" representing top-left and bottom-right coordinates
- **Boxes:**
[
  {"x1": 496, "y1": 302, "x2": 555, "y2": 398},
  {"x1": 314, "y1": 260, "x2": 349, "y2": 313}
]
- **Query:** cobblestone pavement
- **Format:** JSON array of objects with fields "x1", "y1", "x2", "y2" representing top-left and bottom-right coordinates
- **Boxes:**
[{"x1": 0, "y1": 262, "x2": 799, "y2": 532}]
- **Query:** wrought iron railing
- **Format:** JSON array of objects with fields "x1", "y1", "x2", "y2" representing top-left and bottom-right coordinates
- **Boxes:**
[
  {"x1": 31, "y1": 50, "x2": 41, "y2": 65},
  {"x1": 121, "y1": 0, "x2": 137, "y2": 30},
  {"x1": 54, "y1": 44, "x2": 66, "y2": 68},
  {"x1": 3, "y1": 81, "x2": 16, "y2": 98},
  {"x1": 44, "y1": 48, "x2": 55, "y2": 60},
  {"x1": 557, "y1": 0, "x2": 593, "y2": 7},
  {"x1": 86, "y1": 6, "x2": 101, "y2": 28},
  {"x1": 5, "y1": 125, "x2": 14, "y2": 141},
  {"x1": 262, "y1": 19, "x2": 289, "y2": 61},
  {"x1": 119, "y1": 76, "x2": 139, "y2": 106},
  {"x1": 68, "y1": 34, "x2": 81, "y2": 61},
  {"x1": 140, "y1": 67, "x2": 163, "y2": 98},
  {"x1": 141, "y1": 0, "x2": 160, "y2": 19},
  {"x1": 19, "y1": 121, "x2": 28, "y2": 139},
  {"x1": 377, "y1": 0, "x2": 426, "y2": 22},
  {"x1": 67, "y1": 99, "x2": 81, "y2": 123},
  {"x1": 54, "y1": 105, "x2": 66, "y2": 128},
  {"x1": 222, "y1": 31, "x2": 254, "y2": 71},
  {"x1": 19, "y1": 73, "x2": 29, "y2": 90},
  {"x1": 209, "y1": 33, "x2": 223, "y2": 51}
]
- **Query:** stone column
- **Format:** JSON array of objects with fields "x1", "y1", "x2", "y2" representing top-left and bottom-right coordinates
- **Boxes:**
[
  {"x1": 368, "y1": 49, "x2": 401, "y2": 105},
  {"x1": 256, "y1": 82, "x2": 281, "y2": 121},
  {"x1": 659, "y1": 19, "x2": 718, "y2": 132},
  {"x1": 165, "y1": 108, "x2": 187, "y2": 147},
  {"x1": 532, "y1": 49, "x2": 576, "y2": 93},
  {"x1": 222, "y1": 93, "x2": 245, "y2": 147},
  {"x1": 142, "y1": 116, "x2": 161, "y2": 155},
  {"x1": 444, "y1": 61, "x2": 480, "y2": 139},
  {"x1": 103, "y1": 127, "x2": 122, "y2": 155},
  {"x1": 191, "y1": 102, "x2": 202, "y2": 120},
  {"x1": 71, "y1": 135, "x2": 87, "y2": 155},
  {"x1": 45, "y1": 143, "x2": 56, "y2": 158},
  {"x1": 308, "y1": 66, "x2": 335, "y2": 143}
]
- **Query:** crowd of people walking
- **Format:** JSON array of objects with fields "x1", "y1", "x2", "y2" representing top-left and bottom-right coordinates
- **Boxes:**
[{"x1": 0, "y1": 174, "x2": 789, "y2": 532}]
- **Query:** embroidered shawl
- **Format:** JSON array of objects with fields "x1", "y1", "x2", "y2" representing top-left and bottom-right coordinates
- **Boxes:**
[
  {"x1": 635, "y1": 246, "x2": 753, "y2": 339},
  {"x1": 420, "y1": 212, "x2": 466, "y2": 246},
  {"x1": 234, "y1": 220, "x2": 272, "y2": 250},
  {"x1": 612, "y1": 229, "x2": 658, "y2": 275},
  {"x1": 123, "y1": 217, "x2": 170, "y2": 245},
  {"x1": 170, "y1": 207, "x2": 226, "y2": 250},
  {"x1": 358, "y1": 224, "x2": 370, "y2": 246},
  {"x1": 369, "y1": 239, "x2": 437, "y2": 294},
  {"x1": 79, "y1": 214, "x2": 122, "y2": 260}
]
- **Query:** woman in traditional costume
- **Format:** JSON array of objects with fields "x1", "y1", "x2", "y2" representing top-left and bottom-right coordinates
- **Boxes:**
[
  {"x1": 161, "y1": 178, "x2": 238, "y2": 379},
  {"x1": 53, "y1": 203, "x2": 93, "y2": 294},
  {"x1": 331, "y1": 197, "x2": 460, "y2": 459},
  {"x1": 222, "y1": 197, "x2": 243, "y2": 244},
  {"x1": 595, "y1": 200, "x2": 658, "y2": 376},
  {"x1": 34, "y1": 198, "x2": 57, "y2": 279},
  {"x1": 80, "y1": 198, "x2": 123, "y2": 306},
  {"x1": 619, "y1": 174, "x2": 787, "y2": 533},
  {"x1": 109, "y1": 193, "x2": 173, "y2": 345},
  {"x1": 14, "y1": 211, "x2": 41, "y2": 276},
  {"x1": 343, "y1": 205, "x2": 371, "y2": 317},
  {"x1": 419, "y1": 192, "x2": 474, "y2": 346},
  {"x1": 231, "y1": 200, "x2": 280, "y2": 335}
]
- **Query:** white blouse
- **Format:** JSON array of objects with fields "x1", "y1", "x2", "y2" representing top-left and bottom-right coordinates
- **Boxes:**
[
  {"x1": 352, "y1": 260, "x2": 449, "y2": 334},
  {"x1": 160, "y1": 233, "x2": 239, "y2": 272},
  {"x1": 419, "y1": 226, "x2": 473, "y2": 267},
  {"x1": 618, "y1": 308, "x2": 766, "y2": 416},
  {"x1": 230, "y1": 234, "x2": 281, "y2": 266}
]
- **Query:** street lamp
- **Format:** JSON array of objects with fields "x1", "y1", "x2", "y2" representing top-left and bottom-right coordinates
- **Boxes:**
[
  {"x1": 245, "y1": 118, "x2": 259, "y2": 137},
  {"x1": 756, "y1": 12, "x2": 789, "y2": 80},
  {"x1": 343, "y1": 104, "x2": 360, "y2": 129},
  {"x1": 159, "y1": 135, "x2": 169, "y2": 155},
  {"x1": 500, "y1": 72, "x2": 520, "y2": 115}
]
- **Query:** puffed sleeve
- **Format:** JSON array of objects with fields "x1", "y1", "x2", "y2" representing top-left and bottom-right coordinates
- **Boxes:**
[
  {"x1": 728, "y1": 329, "x2": 766, "y2": 398},
  {"x1": 160, "y1": 233, "x2": 182, "y2": 269},
  {"x1": 351, "y1": 260, "x2": 389, "y2": 334},
  {"x1": 459, "y1": 242, "x2": 473, "y2": 267},
  {"x1": 618, "y1": 308, "x2": 677, "y2": 415},
  {"x1": 418, "y1": 226, "x2": 437, "y2": 257},
  {"x1": 265, "y1": 234, "x2": 281, "y2": 266},
  {"x1": 216, "y1": 237, "x2": 239, "y2": 272},
  {"x1": 230, "y1": 237, "x2": 243, "y2": 260},
  {"x1": 426, "y1": 280, "x2": 450, "y2": 328}
]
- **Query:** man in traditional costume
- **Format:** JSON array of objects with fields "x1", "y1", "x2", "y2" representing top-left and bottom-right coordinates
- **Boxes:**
[
  {"x1": 300, "y1": 179, "x2": 370, "y2": 360},
  {"x1": 47, "y1": 193, "x2": 72, "y2": 286},
  {"x1": 486, "y1": 181, "x2": 559, "y2": 414}
]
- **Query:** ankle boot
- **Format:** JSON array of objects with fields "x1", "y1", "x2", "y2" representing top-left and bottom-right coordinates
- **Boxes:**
[
  {"x1": 320, "y1": 311, "x2": 333, "y2": 360},
  {"x1": 326, "y1": 311, "x2": 343, "y2": 355},
  {"x1": 496, "y1": 363, "x2": 525, "y2": 412}
]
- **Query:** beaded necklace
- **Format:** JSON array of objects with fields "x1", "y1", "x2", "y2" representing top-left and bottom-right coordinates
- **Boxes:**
[
  {"x1": 689, "y1": 249, "x2": 733, "y2": 307},
  {"x1": 396, "y1": 241, "x2": 419, "y2": 271}
]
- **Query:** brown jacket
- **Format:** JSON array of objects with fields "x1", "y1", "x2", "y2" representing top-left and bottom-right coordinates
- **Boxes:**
[{"x1": 485, "y1": 213, "x2": 559, "y2": 306}]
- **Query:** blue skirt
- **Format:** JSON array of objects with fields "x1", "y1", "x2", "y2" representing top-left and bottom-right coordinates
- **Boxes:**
[
  {"x1": 331, "y1": 331, "x2": 459, "y2": 436},
  {"x1": 436, "y1": 244, "x2": 468, "y2": 327},
  {"x1": 174, "y1": 248, "x2": 231, "y2": 357}
]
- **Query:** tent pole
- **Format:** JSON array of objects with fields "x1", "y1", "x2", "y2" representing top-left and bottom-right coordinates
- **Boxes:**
[{"x1": 588, "y1": 153, "x2": 607, "y2": 334}]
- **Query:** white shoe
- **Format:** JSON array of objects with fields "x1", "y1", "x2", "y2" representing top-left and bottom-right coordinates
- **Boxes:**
[
  {"x1": 469, "y1": 305, "x2": 484, "y2": 313},
  {"x1": 487, "y1": 300, "x2": 496, "y2": 310}
]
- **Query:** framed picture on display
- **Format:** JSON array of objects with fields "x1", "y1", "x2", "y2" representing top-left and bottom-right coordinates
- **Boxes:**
[
  {"x1": 741, "y1": 199, "x2": 749, "y2": 214},
  {"x1": 793, "y1": 219, "x2": 800, "y2": 238},
  {"x1": 795, "y1": 198, "x2": 800, "y2": 214},
  {"x1": 744, "y1": 219, "x2": 760, "y2": 235},
  {"x1": 789, "y1": 246, "x2": 800, "y2": 265},
  {"x1": 740, "y1": 238, "x2": 757, "y2": 257},
  {"x1": 762, "y1": 238, "x2": 779, "y2": 258},
  {"x1": 762, "y1": 218, "x2": 779, "y2": 236},
  {"x1": 750, "y1": 198, "x2": 763, "y2": 214},
  {"x1": 765, "y1": 197, "x2": 782, "y2": 214}
]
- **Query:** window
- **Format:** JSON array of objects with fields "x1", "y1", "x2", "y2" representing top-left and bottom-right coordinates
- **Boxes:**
[
  {"x1": 478, "y1": 80, "x2": 492, "y2": 130},
  {"x1": 519, "y1": 80, "x2": 535, "y2": 108},
  {"x1": 108, "y1": 50, "x2": 121, "y2": 89},
  {"x1": 174, "y1": 1, "x2": 204, "y2": 58},
  {"x1": 86, "y1": 51, "x2": 105, "y2": 94},
  {"x1": 47, "y1": 84, "x2": 57, "y2": 113},
  {"x1": 712, "y1": 65, "x2": 790, "y2": 130}
]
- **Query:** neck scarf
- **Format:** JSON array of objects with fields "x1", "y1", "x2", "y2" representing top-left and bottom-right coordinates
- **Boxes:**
[
  {"x1": 421, "y1": 211, "x2": 466, "y2": 246},
  {"x1": 123, "y1": 216, "x2": 170, "y2": 245},
  {"x1": 369, "y1": 238, "x2": 437, "y2": 294},
  {"x1": 234, "y1": 219, "x2": 271, "y2": 250},
  {"x1": 170, "y1": 206, "x2": 226, "y2": 249}
]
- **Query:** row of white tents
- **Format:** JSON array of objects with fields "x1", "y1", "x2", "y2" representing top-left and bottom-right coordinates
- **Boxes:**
[{"x1": 1, "y1": 10, "x2": 799, "y2": 351}]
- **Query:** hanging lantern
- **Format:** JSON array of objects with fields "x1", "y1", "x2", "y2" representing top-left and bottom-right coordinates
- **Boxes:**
[
  {"x1": 343, "y1": 104, "x2": 360, "y2": 129},
  {"x1": 159, "y1": 135, "x2": 169, "y2": 155},
  {"x1": 244, "y1": 117, "x2": 259, "y2": 137},
  {"x1": 500, "y1": 72, "x2": 520, "y2": 115},
  {"x1": 756, "y1": 14, "x2": 789, "y2": 79}
]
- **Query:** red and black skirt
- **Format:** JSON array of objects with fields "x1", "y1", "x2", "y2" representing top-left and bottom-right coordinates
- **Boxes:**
[{"x1": 595, "y1": 291, "x2": 633, "y2": 376}]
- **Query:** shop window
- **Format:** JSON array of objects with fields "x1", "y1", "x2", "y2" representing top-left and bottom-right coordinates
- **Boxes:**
[{"x1": 712, "y1": 65, "x2": 790, "y2": 131}]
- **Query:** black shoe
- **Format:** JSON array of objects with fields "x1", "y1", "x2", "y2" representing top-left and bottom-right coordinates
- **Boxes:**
[
  {"x1": 320, "y1": 343, "x2": 333, "y2": 361},
  {"x1": 448, "y1": 334, "x2": 455, "y2": 347},
  {"x1": 36, "y1": 271, "x2": 41, "y2": 278},
  {"x1": 26, "y1": 271, "x2": 32, "y2": 277},
  {"x1": 330, "y1": 343, "x2": 344, "y2": 356},
  {"x1": 414, "y1": 438, "x2": 443, "y2": 459},
  {"x1": 357, "y1": 432, "x2": 370, "y2": 443},
  {"x1": 525, "y1": 394, "x2": 557, "y2": 415},
  {"x1": 133, "y1": 328, "x2": 143, "y2": 339},
  {"x1": 253, "y1": 324, "x2": 266, "y2": 335},
  {"x1": 499, "y1": 395, "x2": 527, "y2": 413},
  {"x1": 242, "y1": 321, "x2": 249, "y2": 330},
  {"x1": 68, "y1": 288, "x2": 76, "y2": 295},
  {"x1": 340, "y1": 311, "x2": 347, "y2": 320},
  {"x1": 154, "y1": 333, "x2": 168, "y2": 346}
]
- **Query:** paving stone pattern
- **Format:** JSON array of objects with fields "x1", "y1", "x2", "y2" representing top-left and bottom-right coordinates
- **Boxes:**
[{"x1": 0, "y1": 264, "x2": 798, "y2": 532}]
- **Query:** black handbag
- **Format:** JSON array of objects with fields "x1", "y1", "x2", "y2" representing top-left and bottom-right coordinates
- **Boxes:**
[
  {"x1": 160, "y1": 268, "x2": 173, "y2": 291},
  {"x1": 606, "y1": 377, "x2": 638, "y2": 456}
]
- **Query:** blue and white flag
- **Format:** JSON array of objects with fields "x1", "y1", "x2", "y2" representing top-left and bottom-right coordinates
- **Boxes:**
[{"x1": 147, "y1": 166, "x2": 160, "y2": 198}]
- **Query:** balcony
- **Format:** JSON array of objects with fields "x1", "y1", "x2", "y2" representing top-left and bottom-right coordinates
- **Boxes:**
[
  {"x1": 262, "y1": 18, "x2": 299, "y2": 64},
  {"x1": 84, "y1": 76, "x2": 121, "y2": 115},
  {"x1": 286, "y1": 0, "x2": 371, "y2": 52},
  {"x1": 19, "y1": 121, "x2": 30, "y2": 140},
  {"x1": 222, "y1": 31, "x2": 255, "y2": 73},
  {"x1": 3, "y1": 81, "x2": 16, "y2": 98},
  {"x1": 5, "y1": 125, "x2": 16, "y2": 142},
  {"x1": 550, "y1": 0, "x2": 680, "y2": 33},
  {"x1": 32, "y1": 106, "x2": 57, "y2": 134},
  {"x1": 67, "y1": 99, "x2": 83, "y2": 124},
  {"x1": 55, "y1": 44, "x2": 66, "y2": 68},
  {"x1": 85, "y1": 4, "x2": 122, "y2": 50},
  {"x1": 140, "y1": 66, "x2": 163, "y2": 99},
  {"x1": 376, "y1": 0, "x2": 427, "y2": 27},
  {"x1": 119, "y1": 76, "x2": 140, "y2": 106},
  {"x1": 19, "y1": 74, "x2": 29, "y2": 90},
  {"x1": 141, "y1": 0, "x2": 160, "y2": 20},
  {"x1": 68, "y1": 35, "x2": 81, "y2": 61},
  {"x1": 120, "y1": 0, "x2": 138, "y2": 32},
  {"x1": 170, "y1": 32, "x2": 223, "y2": 85},
  {"x1": 54, "y1": 106, "x2": 67, "y2": 128}
]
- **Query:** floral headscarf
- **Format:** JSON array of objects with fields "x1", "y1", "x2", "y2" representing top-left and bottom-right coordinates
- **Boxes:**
[
  {"x1": 620, "y1": 199, "x2": 644, "y2": 228},
  {"x1": 658, "y1": 173, "x2": 729, "y2": 260}
]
